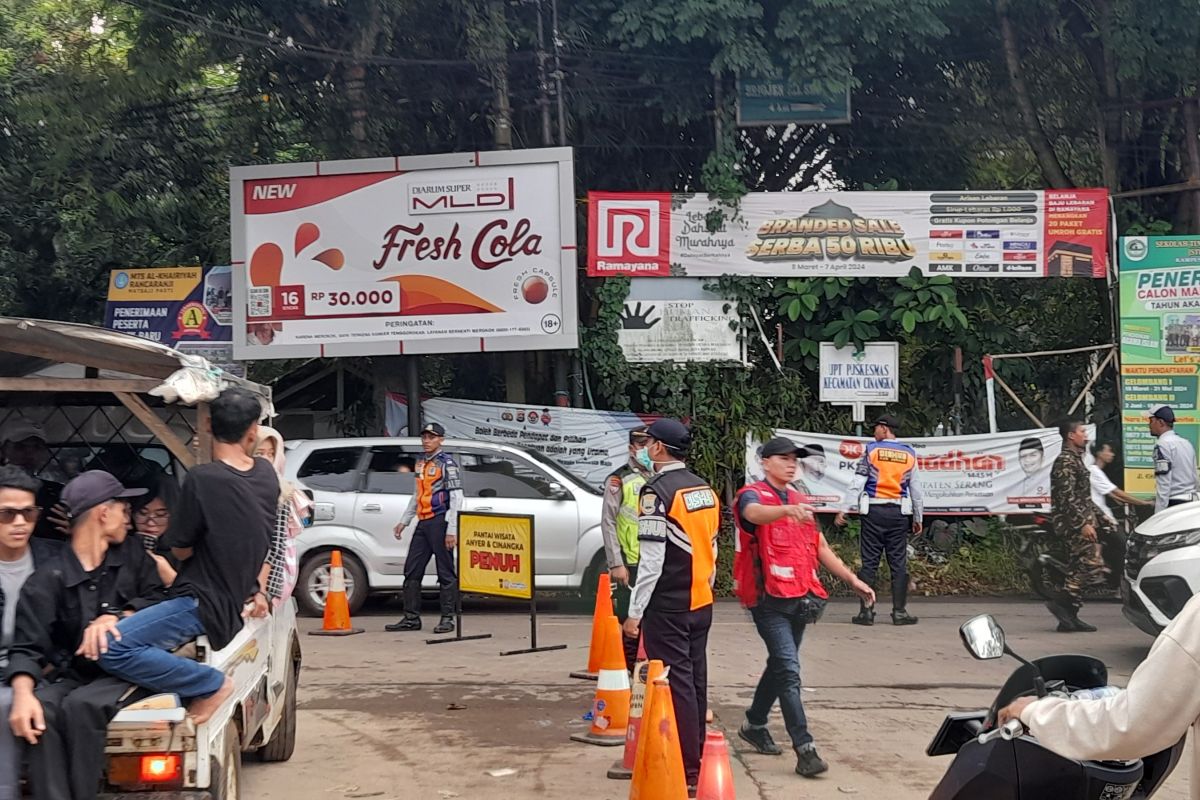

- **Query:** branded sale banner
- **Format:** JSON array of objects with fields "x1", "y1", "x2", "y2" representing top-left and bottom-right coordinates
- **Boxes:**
[
  {"x1": 385, "y1": 394, "x2": 657, "y2": 486},
  {"x1": 1118, "y1": 236, "x2": 1200, "y2": 497},
  {"x1": 458, "y1": 512, "x2": 534, "y2": 600},
  {"x1": 746, "y1": 427, "x2": 1083, "y2": 515},
  {"x1": 588, "y1": 190, "x2": 1108, "y2": 279},
  {"x1": 104, "y1": 265, "x2": 241, "y2": 375},
  {"x1": 231, "y1": 148, "x2": 578, "y2": 360}
]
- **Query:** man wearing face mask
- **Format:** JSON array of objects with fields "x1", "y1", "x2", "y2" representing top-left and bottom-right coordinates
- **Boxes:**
[
  {"x1": 600, "y1": 426, "x2": 651, "y2": 671},
  {"x1": 622, "y1": 419, "x2": 720, "y2": 796}
]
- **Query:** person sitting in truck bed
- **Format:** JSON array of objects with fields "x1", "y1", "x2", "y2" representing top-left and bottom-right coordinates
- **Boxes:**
[
  {"x1": 5, "y1": 470, "x2": 165, "y2": 800},
  {"x1": 95, "y1": 388, "x2": 278, "y2": 725}
]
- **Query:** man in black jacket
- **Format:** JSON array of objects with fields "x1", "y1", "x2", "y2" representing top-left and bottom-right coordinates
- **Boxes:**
[{"x1": 6, "y1": 470, "x2": 165, "y2": 800}]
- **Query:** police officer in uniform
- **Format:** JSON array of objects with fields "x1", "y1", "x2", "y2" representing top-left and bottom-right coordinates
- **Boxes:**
[
  {"x1": 622, "y1": 419, "x2": 719, "y2": 794},
  {"x1": 1147, "y1": 405, "x2": 1198, "y2": 512},
  {"x1": 387, "y1": 423, "x2": 463, "y2": 634},
  {"x1": 835, "y1": 414, "x2": 923, "y2": 626},
  {"x1": 601, "y1": 426, "x2": 651, "y2": 671}
]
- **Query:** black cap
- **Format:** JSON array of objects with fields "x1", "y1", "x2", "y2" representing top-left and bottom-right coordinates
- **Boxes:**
[
  {"x1": 1148, "y1": 405, "x2": 1176, "y2": 424},
  {"x1": 420, "y1": 422, "x2": 446, "y2": 437},
  {"x1": 61, "y1": 470, "x2": 147, "y2": 521},
  {"x1": 760, "y1": 437, "x2": 807, "y2": 458},
  {"x1": 645, "y1": 418, "x2": 691, "y2": 453},
  {"x1": 629, "y1": 425, "x2": 650, "y2": 443},
  {"x1": 874, "y1": 414, "x2": 901, "y2": 434}
]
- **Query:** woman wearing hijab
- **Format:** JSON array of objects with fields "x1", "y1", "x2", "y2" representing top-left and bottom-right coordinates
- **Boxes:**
[{"x1": 254, "y1": 426, "x2": 311, "y2": 607}]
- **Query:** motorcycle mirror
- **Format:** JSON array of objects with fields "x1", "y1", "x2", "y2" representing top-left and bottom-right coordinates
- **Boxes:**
[{"x1": 960, "y1": 614, "x2": 1005, "y2": 660}]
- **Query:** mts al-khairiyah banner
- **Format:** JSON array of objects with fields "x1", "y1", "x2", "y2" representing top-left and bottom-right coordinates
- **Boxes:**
[
  {"x1": 588, "y1": 190, "x2": 1109, "y2": 279},
  {"x1": 231, "y1": 147, "x2": 578, "y2": 360},
  {"x1": 746, "y1": 426, "x2": 1093, "y2": 515},
  {"x1": 385, "y1": 394, "x2": 656, "y2": 486}
]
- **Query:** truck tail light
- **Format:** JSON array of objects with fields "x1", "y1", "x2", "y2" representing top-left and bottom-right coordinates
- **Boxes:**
[
  {"x1": 141, "y1": 754, "x2": 181, "y2": 783},
  {"x1": 108, "y1": 754, "x2": 183, "y2": 788}
]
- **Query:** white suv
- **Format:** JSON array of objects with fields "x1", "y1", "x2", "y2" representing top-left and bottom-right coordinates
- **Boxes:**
[
  {"x1": 1122, "y1": 501, "x2": 1200, "y2": 635},
  {"x1": 284, "y1": 437, "x2": 606, "y2": 615}
]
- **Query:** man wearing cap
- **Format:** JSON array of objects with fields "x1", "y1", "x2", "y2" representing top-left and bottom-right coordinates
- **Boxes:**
[
  {"x1": 387, "y1": 422, "x2": 463, "y2": 634},
  {"x1": 601, "y1": 425, "x2": 651, "y2": 671},
  {"x1": 1148, "y1": 405, "x2": 1198, "y2": 512},
  {"x1": 6, "y1": 470, "x2": 166, "y2": 800},
  {"x1": 622, "y1": 418, "x2": 720, "y2": 794},
  {"x1": 734, "y1": 438, "x2": 875, "y2": 778},
  {"x1": 834, "y1": 414, "x2": 923, "y2": 626},
  {"x1": 2, "y1": 419, "x2": 65, "y2": 485}
]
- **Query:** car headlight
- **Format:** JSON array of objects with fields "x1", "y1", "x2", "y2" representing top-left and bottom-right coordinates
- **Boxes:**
[{"x1": 1147, "y1": 528, "x2": 1200, "y2": 552}]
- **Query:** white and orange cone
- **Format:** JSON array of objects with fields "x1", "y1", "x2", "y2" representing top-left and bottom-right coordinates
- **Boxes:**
[{"x1": 309, "y1": 550, "x2": 364, "y2": 636}]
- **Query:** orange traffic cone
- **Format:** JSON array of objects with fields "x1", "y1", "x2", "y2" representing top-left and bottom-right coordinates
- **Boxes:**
[
  {"x1": 608, "y1": 650, "x2": 662, "y2": 779},
  {"x1": 570, "y1": 571, "x2": 614, "y2": 680},
  {"x1": 629, "y1": 678, "x2": 688, "y2": 800},
  {"x1": 571, "y1": 617, "x2": 631, "y2": 746},
  {"x1": 308, "y1": 550, "x2": 364, "y2": 636},
  {"x1": 696, "y1": 730, "x2": 736, "y2": 800}
]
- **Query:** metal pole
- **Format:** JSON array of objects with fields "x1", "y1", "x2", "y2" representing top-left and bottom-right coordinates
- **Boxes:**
[
  {"x1": 535, "y1": 1, "x2": 553, "y2": 147},
  {"x1": 551, "y1": 0, "x2": 566, "y2": 146},
  {"x1": 406, "y1": 356, "x2": 421, "y2": 436}
]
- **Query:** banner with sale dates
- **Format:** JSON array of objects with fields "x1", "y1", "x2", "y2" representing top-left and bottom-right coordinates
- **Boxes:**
[
  {"x1": 588, "y1": 189, "x2": 1109, "y2": 279},
  {"x1": 230, "y1": 148, "x2": 578, "y2": 359}
]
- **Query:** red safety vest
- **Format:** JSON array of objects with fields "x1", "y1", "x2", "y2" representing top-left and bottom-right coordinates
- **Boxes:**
[{"x1": 733, "y1": 481, "x2": 828, "y2": 609}]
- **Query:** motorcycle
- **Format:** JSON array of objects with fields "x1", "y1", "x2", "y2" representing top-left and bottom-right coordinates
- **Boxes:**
[{"x1": 927, "y1": 614, "x2": 1184, "y2": 799}]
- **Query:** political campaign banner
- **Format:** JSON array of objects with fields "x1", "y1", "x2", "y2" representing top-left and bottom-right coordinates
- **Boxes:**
[
  {"x1": 231, "y1": 147, "x2": 577, "y2": 360},
  {"x1": 458, "y1": 512, "x2": 534, "y2": 600},
  {"x1": 385, "y1": 394, "x2": 657, "y2": 486},
  {"x1": 587, "y1": 189, "x2": 1108, "y2": 279},
  {"x1": 745, "y1": 426, "x2": 1086, "y2": 515},
  {"x1": 104, "y1": 265, "x2": 241, "y2": 375},
  {"x1": 1118, "y1": 236, "x2": 1200, "y2": 498}
]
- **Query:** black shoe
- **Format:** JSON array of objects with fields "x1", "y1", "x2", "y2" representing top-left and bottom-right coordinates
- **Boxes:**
[
  {"x1": 385, "y1": 616, "x2": 421, "y2": 632},
  {"x1": 1046, "y1": 601, "x2": 1076, "y2": 629},
  {"x1": 851, "y1": 607, "x2": 875, "y2": 626},
  {"x1": 432, "y1": 615, "x2": 455, "y2": 634},
  {"x1": 738, "y1": 721, "x2": 783, "y2": 755},
  {"x1": 794, "y1": 744, "x2": 829, "y2": 777},
  {"x1": 1071, "y1": 617, "x2": 1097, "y2": 633},
  {"x1": 891, "y1": 609, "x2": 919, "y2": 626}
]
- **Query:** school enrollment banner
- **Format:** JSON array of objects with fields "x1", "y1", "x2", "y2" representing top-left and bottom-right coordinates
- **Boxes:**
[
  {"x1": 746, "y1": 427, "x2": 1083, "y2": 515},
  {"x1": 1119, "y1": 236, "x2": 1200, "y2": 498},
  {"x1": 588, "y1": 190, "x2": 1108, "y2": 279}
]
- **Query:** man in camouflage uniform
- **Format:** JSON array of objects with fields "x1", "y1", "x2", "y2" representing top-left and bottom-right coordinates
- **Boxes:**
[{"x1": 1047, "y1": 419, "x2": 1107, "y2": 633}]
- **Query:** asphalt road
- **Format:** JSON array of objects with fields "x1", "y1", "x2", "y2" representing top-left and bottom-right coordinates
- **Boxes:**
[{"x1": 243, "y1": 597, "x2": 1191, "y2": 800}]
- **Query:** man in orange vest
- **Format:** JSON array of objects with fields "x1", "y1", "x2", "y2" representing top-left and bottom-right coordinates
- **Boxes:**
[
  {"x1": 734, "y1": 437, "x2": 875, "y2": 777},
  {"x1": 622, "y1": 418, "x2": 719, "y2": 794}
]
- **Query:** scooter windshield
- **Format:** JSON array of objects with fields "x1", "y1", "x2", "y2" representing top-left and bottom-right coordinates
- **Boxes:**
[{"x1": 986, "y1": 654, "x2": 1108, "y2": 727}]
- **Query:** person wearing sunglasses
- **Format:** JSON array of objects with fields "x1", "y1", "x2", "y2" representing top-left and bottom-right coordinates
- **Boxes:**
[
  {"x1": 5, "y1": 470, "x2": 166, "y2": 800},
  {"x1": 0, "y1": 466, "x2": 62, "y2": 800}
]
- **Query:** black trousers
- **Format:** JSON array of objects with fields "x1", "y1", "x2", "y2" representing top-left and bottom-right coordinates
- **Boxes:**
[
  {"x1": 612, "y1": 564, "x2": 640, "y2": 671},
  {"x1": 858, "y1": 504, "x2": 911, "y2": 611},
  {"x1": 641, "y1": 605, "x2": 712, "y2": 786},
  {"x1": 403, "y1": 516, "x2": 457, "y2": 617},
  {"x1": 29, "y1": 676, "x2": 146, "y2": 800}
]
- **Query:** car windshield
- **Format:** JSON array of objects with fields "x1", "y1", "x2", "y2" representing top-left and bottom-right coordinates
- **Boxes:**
[{"x1": 523, "y1": 448, "x2": 602, "y2": 496}]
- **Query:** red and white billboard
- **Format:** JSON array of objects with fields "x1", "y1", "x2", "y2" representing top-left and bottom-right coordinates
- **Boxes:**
[
  {"x1": 587, "y1": 189, "x2": 1109, "y2": 279},
  {"x1": 230, "y1": 148, "x2": 577, "y2": 360}
]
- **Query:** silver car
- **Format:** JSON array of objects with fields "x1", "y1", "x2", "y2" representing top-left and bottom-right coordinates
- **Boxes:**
[{"x1": 284, "y1": 437, "x2": 607, "y2": 616}]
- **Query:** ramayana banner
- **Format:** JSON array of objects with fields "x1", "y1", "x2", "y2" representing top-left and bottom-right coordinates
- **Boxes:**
[
  {"x1": 588, "y1": 190, "x2": 1108, "y2": 279},
  {"x1": 1118, "y1": 236, "x2": 1200, "y2": 498},
  {"x1": 747, "y1": 427, "x2": 1079, "y2": 515},
  {"x1": 385, "y1": 394, "x2": 656, "y2": 487},
  {"x1": 231, "y1": 147, "x2": 578, "y2": 360}
]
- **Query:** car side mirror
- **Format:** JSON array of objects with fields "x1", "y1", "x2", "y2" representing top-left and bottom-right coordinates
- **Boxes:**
[
  {"x1": 548, "y1": 482, "x2": 571, "y2": 500},
  {"x1": 960, "y1": 614, "x2": 1005, "y2": 660}
]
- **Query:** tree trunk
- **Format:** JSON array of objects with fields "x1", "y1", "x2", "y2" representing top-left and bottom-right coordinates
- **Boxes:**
[
  {"x1": 345, "y1": 2, "x2": 385, "y2": 158},
  {"x1": 995, "y1": 0, "x2": 1073, "y2": 188}
]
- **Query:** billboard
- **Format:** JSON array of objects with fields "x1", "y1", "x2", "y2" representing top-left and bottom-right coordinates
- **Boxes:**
[
  {"x1": 587, "y1": 190, "x2": 1109, "y2": 279},
  {"x1": 747, "y1": 426, "x2": 1084, "y2": 515},
  {"x1": 231, "y1": 148, "x2": 578, "y2": 360},
  {"x1": 104, "y1": 265, "x2": 239, "y2": 373},
  {"x1": 1118, "y1": 236, "x2": 1200, "y2": 497}
]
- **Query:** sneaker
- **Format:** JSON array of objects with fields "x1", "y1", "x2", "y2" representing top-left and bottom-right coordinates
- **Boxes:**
[
  {"x1": 384, "y1": 616, "x2": 421, "y2": 632},
  {"x1": 891, "y1": 609, "x2": 919, "y2": 626},
  {"x1": 738, "y1": 721, "x2": 783, "y2": 755},
  {"x1": 794, "y1": 744, "x2": 829, "y2": 777},
  {"x1": 433, "y1": 615, "x2": 456, "y2": 634}
]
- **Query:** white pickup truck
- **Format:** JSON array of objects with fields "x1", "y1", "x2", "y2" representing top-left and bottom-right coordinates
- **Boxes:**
[{"x1": 96, "y1": 600, "x2": 300, "y2": 799}]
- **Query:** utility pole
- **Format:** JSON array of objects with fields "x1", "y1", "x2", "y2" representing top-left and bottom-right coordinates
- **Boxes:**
[
  {"x1": 1183, "y1": 97, "x2": 1200, "y2": 231},
  {"x1": 534, "y1": 0, "x2": 553, "y2": 147},
  {"x1": 551, "y1": 0, "x2": 566, "y2": 146}
]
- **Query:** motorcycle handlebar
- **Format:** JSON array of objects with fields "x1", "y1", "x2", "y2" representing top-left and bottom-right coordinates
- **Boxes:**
[{"x1": 977, "y1": 719, "x2": 1026, "y2": 745}]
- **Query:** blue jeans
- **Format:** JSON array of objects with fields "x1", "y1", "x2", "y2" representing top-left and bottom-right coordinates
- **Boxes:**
[
  {"x1": 98, "y1": 597, "x2": 226, "y2": 700},
  {"x1": 746, "y1": 602, "x2": 812, "y2": 748}
]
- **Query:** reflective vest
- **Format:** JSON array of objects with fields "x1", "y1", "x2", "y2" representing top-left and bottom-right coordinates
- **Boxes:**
[
  {"x1": 733, "y1": 481, "x2": 827, "y2": 609},
  {"x1": 616, "y1": 468, "x2": 645, "y2": 564}
]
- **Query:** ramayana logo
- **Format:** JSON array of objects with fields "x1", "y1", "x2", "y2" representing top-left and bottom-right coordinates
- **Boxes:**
[
  {"x1": 589, "y1": 194, "x2": 671, "y2": 274},
  {"x1": 408, "y1": 177, "x2": 514, "y2": 215},
  {"x1": 1123, "y1": 236, "x2": 1148, "y2": 263}
]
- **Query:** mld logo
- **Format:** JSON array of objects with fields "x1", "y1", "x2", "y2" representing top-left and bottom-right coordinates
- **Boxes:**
[{"x1": 587, "y1": 192, "x2": 672, "y2": 276}]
